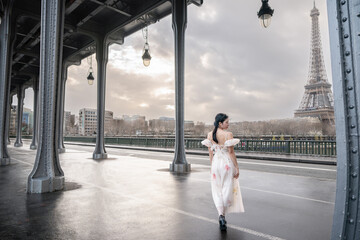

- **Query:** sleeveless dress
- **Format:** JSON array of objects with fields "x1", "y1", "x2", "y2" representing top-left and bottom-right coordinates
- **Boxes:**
[{"x1": 201, "y1": 138, "x2": 245, "y2": 214}]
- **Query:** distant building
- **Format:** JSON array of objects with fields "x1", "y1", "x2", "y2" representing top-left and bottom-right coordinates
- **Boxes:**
[
  {"x1": 64, "y1": 111, "x2": 76, "y2": 135},
  {"x1": 109, "y1": 118, "x2": 125, "y2": 135},
  {"x1": 121, "y1": 115, "x2": 147, "y2": 135},
  {"x1": 79, "y1": 108, "x2": 113, "y2": 136},
  {"x1": 228, "y1": 117, "x2": 323, "y2": 136},
  {"x1": 9, "y1": 105, "x2": 17, "y2": 135},
  {"x1": 105, "y1": 111, "x2": 114, "y2": 135},
  {"x1": 184, "y1": 120, "x2": 194, "y2": 129},
  {"x1": 149, "y1": 117, "x2": 175, "y2": 134},
  {"x1": 10, "y1": 106, "x2": 33, "y2": 135},
  {"x1": 184, "y1": 120, "x2": 195, "y2": 136},
  {"x1": 64, "y1": 111, "x2": 71, "y2": 129},
  {"x1": 22, "y1": 107, "x2": 33, "y2": 134}
]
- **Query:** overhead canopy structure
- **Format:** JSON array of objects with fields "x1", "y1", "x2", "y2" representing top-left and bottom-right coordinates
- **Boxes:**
[
  {"x1": 10, "y1": 0, "x2": 200, "y2": 91},
  {"x1": 0, "y1": 0, "x2": 202, "y2": 195}
]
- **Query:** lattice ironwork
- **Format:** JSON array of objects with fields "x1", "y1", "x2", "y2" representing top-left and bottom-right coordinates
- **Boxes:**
[{"x1": 295, "y1": 3, "x2": 334, "y2": 124}]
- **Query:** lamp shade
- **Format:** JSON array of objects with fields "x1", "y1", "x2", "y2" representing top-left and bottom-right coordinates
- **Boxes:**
[
  {"x1": 142, "y1": 49, "x2": 151, "y2": 67},
  {"x1": 259, "y1": 14, "x2": 272, "y2": 28},
  {"x1": 87, "y1": 72, "x2": 94, "y2": 85},
  {"x1": 257, "y1": 0, "x2": 274, "y2": 28}
]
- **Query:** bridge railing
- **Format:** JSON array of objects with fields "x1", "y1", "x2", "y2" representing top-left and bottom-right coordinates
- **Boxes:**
[{"x1": 61, "y1": 137, "x2": 336, "y2": 157}]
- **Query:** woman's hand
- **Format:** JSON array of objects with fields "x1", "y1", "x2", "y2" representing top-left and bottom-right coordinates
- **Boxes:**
[{"x1": 234, "y1": 167, "x2": 239, "y2": 179}]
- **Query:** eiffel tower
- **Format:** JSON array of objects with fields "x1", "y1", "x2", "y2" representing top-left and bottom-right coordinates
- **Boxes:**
[{"x1": 294, "y1": 2, "x2": 335, "y2": 125}]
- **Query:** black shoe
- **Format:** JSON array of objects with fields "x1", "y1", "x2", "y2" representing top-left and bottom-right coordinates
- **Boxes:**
[{"x1": 219, "y1": 215, "x2": 227, "y2": 231}]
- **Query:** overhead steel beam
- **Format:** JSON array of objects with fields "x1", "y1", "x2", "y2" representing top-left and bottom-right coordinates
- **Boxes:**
[
  {"x1": 63, "y1": 44, "x2": 78, "y2": 50},
  {"x1": 65, "y1": 0, "x2": 87, "y2": 15},
  {"x1": 188, "y1": 0, "x2": 203, "y2": 7},
  {"x1": 17, "y1": 58, "x2": 38, "y2": 72},
  {"x1": 106, "y1": 0, "x2": 168, "y2": 37},
  {"x1": 17, "y1": 61, "x2": 39, "y2": 68},
  {"x1": 89, "y1": 0, "x2": 131, "y2": 17},
  {"x1": 16, "y1": 23, "x2": 40, "y2": 50},
  {"x1": 15, "y1": 48, "x2": 39, "y2": 59}
]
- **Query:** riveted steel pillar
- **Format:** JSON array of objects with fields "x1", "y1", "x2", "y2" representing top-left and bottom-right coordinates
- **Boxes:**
[
  {"x1": 170, "y1": 0, "x2": 191, "y2": 173},
  {"x1": 56, "y1": 49, "x2": 66, "y2": 154},
  {"x1": 27, "y1": 0, "x2": 65, "y2": 193},
  {"x1": 0, "y1": 1, "x2": 15, "y2": 165},
  {"x1": 30, "y1": 78, "x2": 39, "y2": 150},
  {"x1": 328, "y1": 0, "x2": 360, "y2": 239},
  {"x1": 93, "y1": 37, "x2": 109, "y2": 160},
  {"x1": 14, "y1": 85, "x2": 25, "y2": 147},
  {"x1": 57, "y1": 66, "x2": 66, "y2": 153},
  {"x1": 6, "y1": 99, "x2": 11, "y2": 145}
]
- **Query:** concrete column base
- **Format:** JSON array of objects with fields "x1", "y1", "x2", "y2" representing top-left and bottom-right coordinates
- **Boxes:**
[
  {"x1": 27, "y1": 176, "x2": 65, "y2": 193},
  {"x1": 170, "y1": 163, "x2": 191, "y2": 173},
  {"x1": 14, "y1": 142, "x2": 23, "y2": 147},
  {"x1": 93, "y1": 153, "x2": 108, "y2": 160},
  {"x1": 58, "y1": 148, "x2": 66, "y2": 153},
  {"x1": 0, "y1": 157, "x2": 10, "y2": 166},
  {"x1": 30, "y1": 145, "x2": 37, "y2": 150}
]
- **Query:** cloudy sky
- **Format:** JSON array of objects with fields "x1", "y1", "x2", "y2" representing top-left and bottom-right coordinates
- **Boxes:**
[{"x1": 20, "y1": 0, "x2": 332, "y2": 125}]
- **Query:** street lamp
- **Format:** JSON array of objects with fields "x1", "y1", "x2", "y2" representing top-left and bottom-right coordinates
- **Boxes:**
[
  {"x1": 142, "y1": 26, "x2": 151, "y2": 67},
  {"x1": 257, "y1": 0, "x2": 274, "y2": 28},
  {"x1": 87, "y1": 55, "x2": 94, "y2": 85}
]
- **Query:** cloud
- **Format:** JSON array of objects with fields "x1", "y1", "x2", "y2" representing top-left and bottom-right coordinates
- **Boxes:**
[{"x1": 139, "y1": 103, "x2": 149, "y2": 108}]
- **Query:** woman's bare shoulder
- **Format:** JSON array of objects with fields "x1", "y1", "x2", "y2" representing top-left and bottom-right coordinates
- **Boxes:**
[
  {"x1": 207, "y1": 131, "x2": 213, "y2": 139},
  {"x1": 226, "y1": 131, "x2": 234, "y2": 139}
]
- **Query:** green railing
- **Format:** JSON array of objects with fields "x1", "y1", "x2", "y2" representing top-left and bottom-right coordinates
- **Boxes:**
[{"x1": 62, "y1": 137, "x2": 336, "y2": 157}]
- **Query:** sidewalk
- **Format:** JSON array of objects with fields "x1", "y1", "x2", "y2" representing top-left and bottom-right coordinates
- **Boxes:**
[{"x1": 65, "y1": 141, "x2": 337, "y2": 166}]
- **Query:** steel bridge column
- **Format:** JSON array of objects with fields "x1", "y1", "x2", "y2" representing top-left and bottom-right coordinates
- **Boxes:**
[
  {"x1": 93, "y1": 37, "x2": 109, "y2": 160},
  {"x1": 27, "y1": 0, "x2": 65, "y2": 193},
  {"x1": 56, "y1": 9, "x2": 66, "y2": 154},
  {"x1": 0, "y1": 1, "x2": 15, "y2": 165},
  {"x1": 328, "y1": 0, "x2": 360, "y2": 239},
  {"x1": 30, "y1": 78, "x2": 39, "y2": 150},
  {"x1": 14, "y1": 85, "x2": 25, "y2": 147},
  {"x1": 6, "y1": 97, "x2": 12, "y2": 145},
  {"x1": 170, "y1": 0, "x2": 191, "y2": 173},
  {"x1": 57, "y1": 63, "x2": 67, "y2": 154}
]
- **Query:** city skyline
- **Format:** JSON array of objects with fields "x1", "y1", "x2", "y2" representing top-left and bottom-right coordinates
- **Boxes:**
[{"x1": 16, "y1": 0, "x2": 331, "y2": 125}]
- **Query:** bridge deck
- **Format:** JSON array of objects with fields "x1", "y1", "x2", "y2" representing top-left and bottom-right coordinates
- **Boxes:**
[{"x1": 0, "y1": 143, "x2": 335, "y2": 240}]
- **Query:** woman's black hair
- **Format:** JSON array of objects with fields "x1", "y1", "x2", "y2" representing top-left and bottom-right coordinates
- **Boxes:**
[{"x1": 212, "y1": 113, "x2": 229, "y2": 143}]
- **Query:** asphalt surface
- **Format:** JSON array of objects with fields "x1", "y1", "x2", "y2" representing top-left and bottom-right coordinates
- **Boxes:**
[
  {"x1": 65, "y1": 141, "x2": 337, "y2": 166},
  {"x1": 0, "y1": 143, "x2": 336, "y2": 240}
]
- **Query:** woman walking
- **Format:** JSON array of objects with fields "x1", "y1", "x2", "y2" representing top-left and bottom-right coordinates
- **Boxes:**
[{"x1": 201, "y1": 113, "x2": 244, "y2": 231}]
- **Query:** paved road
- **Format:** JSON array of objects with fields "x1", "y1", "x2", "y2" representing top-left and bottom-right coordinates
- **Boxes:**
[
  {"x1": 72, "y1": 144, "x2": 337, "y2": 180},
  {"x1": 0, "y1": 143, "x2": 336, "y2": 240}
]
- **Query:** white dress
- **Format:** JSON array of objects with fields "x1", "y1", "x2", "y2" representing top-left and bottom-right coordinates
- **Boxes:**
[{"x1": 201, "y1": 138, "x2": 245, "y2": 214}]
